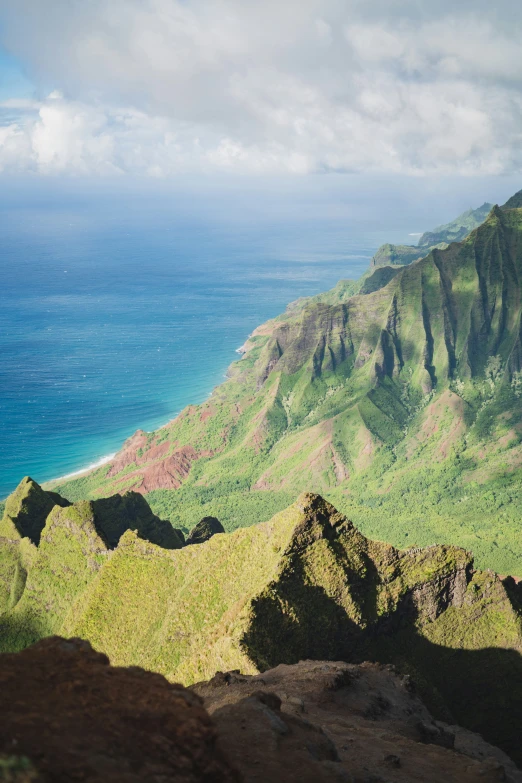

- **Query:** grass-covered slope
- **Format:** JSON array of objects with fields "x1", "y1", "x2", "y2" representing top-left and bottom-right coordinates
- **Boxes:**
[
  {"x1": 1, "y1": 493, "x2": 521, "y2": 761},
  {"x1": 0, "y1": 478, "x2": 185, "y2": 650},
  {"x1": 417, "y1": 201, "x2": 493, "y2": 247},
  {"x1": 0, "y1": 502, "x2": 110, "y2": 651},
  {"x1": 51, "y1": 204, "x2": 522, "y2": 576},
  {"x1": 0, "y1": 476, "x2": 70, "y2": 544},
  {"x1": 368, "y1": 199, "x2": 493, "y2": 273}
]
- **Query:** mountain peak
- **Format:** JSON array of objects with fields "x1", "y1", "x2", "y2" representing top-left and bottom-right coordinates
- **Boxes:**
[
  {"x1": 502, "y1": 189, "x2": 522, "y2": 210},
  {"x1": 0, "y1": 477, "x2": 70, "y2": 544},
  {"x1": 1, "y1": 493, "x2": 521, "y2": 761}
]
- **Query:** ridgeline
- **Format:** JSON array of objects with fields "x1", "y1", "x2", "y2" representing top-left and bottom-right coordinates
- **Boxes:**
[{"x1": 48, "y1": 193, "x2": 522, "y2": 576}]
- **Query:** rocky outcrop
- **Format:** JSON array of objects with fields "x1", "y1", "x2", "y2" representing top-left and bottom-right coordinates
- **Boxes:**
[
  {"x1": 0, "y1": 477, "x2": 70, "y2": 545},
  {"x1": 1, "y1": 636, "x2": 519, "y2": 783},
  {"x1": 186, "y1": 516, "x2": 225, "y2": 546},
  {"x1": 194, "y1": 659, "x2": 522, "y2": 783},
  {"x1": 90, "y1": 492, "x2": 183, "y2": 549},
  {"x1": 0, "y1": 636, "x2": 238, "y2": 783},
  {"x1": 1, "y1": 493, "x2": 521, "y2": 764}
]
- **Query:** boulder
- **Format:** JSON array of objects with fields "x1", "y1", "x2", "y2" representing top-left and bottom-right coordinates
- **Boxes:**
[
  {"x1": 194, "y1": 659, "x2": 522, "y2": 783},
  {"x1": 0, "y1": 637, "x2": 238, "y2": 783}
]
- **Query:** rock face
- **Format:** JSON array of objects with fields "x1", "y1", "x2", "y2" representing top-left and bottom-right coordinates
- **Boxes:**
[
  {"x1": 194, "y1": 659, "x2": 522, "y2": 783},
  {"x1": 1, "y1": 492, "x2": 522, "y2": 764},
  {"x1": 1, "y1": 637, "x2": 519, "y2": 783},
  {"x1": 0, "y1": 636, "x2": 238, "y2": 783},
  {"x1": 186, "y1": 516, "x2": 225, "y2": 546}
]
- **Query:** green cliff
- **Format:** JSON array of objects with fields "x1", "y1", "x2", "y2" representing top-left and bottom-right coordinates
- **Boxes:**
[
  {"x1": 0, "y1": 479, "x2": 183, "y2": 642},
  {"x1": 51, "y1": 201, "x2": 522, "y2": 575},
  {"x1": 367, "y1": 200, "x2": 493, "y2": 274},
  {"x1": 417, "y1": 201, "x2": 493, "y2": 247},
  {"x1": 1, "y1": 492, "x2": 521, "y2": 762}
]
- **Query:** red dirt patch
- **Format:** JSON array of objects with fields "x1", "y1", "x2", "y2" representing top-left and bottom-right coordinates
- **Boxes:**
[
  {"x1": 115, "y1": 445, "x2": 208, "y2": 493},
  {"x1": 107, "y1": 430, "x2": 149, "y2": 477}
]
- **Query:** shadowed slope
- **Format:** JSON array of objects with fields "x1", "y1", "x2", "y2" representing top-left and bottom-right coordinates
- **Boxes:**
[
  {"x1": 3, "y1": 492, "x2": 519, "y2": 760},
  {"x1": 0, "y1": 637, "x2": 238, "y2": 783},
  {"x1": 0, "y1": 477, "x2": 70, "y2": 545}
]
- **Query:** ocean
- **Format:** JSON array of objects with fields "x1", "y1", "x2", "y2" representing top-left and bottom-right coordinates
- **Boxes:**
[{"x1": 0, "y1": 185, "x2": 416, "y2": 498}]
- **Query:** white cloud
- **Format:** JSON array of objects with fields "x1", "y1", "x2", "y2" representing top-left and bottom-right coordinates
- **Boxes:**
[{"x1": 1, "y1": 0, "x2": 522, "y2": 176}]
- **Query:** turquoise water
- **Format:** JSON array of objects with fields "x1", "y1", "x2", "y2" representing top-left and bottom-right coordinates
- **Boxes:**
[{"x1": 0, "y1": 189, "x2": 413, "y2": 498}]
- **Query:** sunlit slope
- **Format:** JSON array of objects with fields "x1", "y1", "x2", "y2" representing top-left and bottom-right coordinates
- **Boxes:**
[
  {"x1": 53, "y1": 206, "x2": 522, "y2": 573},
  {"x1": 1, "y1": 492, "x2": 521, "y2": 760}
]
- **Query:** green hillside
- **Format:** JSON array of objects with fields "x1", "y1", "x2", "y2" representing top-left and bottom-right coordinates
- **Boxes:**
[
  {"x1": 368, "y1": 199, "x2": 493, "y2": 272},
  {"x1": 50, "y1": 202, "x2": 522, "y2": 576},
  {"x1": 1, "y1": 491, "x2": 521, "y2": 761},
  {"x1": 418, "y1": 201, "x2": 494, "y2": 247}
]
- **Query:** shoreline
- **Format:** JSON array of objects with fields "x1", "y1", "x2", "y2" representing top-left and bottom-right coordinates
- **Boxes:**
[{"x1": 50, "y1": 453, "x2": 117, "y2": 484}]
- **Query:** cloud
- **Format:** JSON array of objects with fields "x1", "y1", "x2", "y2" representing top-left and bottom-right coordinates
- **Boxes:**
[{"x1": 1, "y1": 0, "x2": 522, "y2": 176}]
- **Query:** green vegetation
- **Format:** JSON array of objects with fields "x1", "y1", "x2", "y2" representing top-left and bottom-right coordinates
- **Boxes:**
[
  {"x1": 0, "y1": 483, "x2": 184, "y2": 652},
  {"x1": 3, "y1": 191, "x2": 522, "y2": 762},
  {"x1": 0, "y1": 476, "x2": 70, "y2": 544},
  {"x1": 418, "y1": 201, "x2": 493, "y2": 246},
  {"x1": 1, "y1": 491, "x2": 521, "y2": 761},
  {"x1": 370, "y1": 242, "x2": 430, "y2": 268},
  {"x1": 367, "y1": 199, "x2": 492, "y2": 277},
  {"x1": 49, "y1": 201, "x2": 522, "y2": 576}
]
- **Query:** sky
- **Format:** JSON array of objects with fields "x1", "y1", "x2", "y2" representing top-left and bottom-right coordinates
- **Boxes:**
[{"x1": 0, "y1": 1, "x2": 522, "y2": 181}]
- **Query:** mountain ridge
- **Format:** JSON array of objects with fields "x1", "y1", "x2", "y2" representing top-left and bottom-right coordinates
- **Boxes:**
[
  {"x1": 1, "y1": 488, "x2": 521, "y2": 762},
  {"x1": 47, "y1": 197, "x2": 522, "y2": 575},
  {"x1": 3, "y1": 193, "x2": 522, "y2": 768}
]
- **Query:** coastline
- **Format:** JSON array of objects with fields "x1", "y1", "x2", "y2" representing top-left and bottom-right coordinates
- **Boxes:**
[
  {"x1": 50, "y1": 453, "x2": 117, "y2": 484},
  {"x1": 46, "y1": 346, "x2": 253, "y2": 490}
]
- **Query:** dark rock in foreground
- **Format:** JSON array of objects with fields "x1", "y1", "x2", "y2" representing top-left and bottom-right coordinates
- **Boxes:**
[
  {"x1": 1, "y1": 635, "x2": 519, "y2": 782},
  {"x1": 186, "y1": 515, "x2": 224, "y2": 545},
  {"x1": 0, "y1": 637, "x2": 238, "y2": 783},
  {"x1": 194, "y1": 659, "x2": 522, "y2": 783}
]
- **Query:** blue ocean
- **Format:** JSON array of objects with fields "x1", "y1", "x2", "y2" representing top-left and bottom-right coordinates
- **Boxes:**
[{"x1": 0, "y1": 184, "x2": 416, "y2": 499}]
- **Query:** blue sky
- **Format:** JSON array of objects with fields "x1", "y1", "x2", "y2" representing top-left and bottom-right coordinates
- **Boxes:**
[{"x1": 0, "y1": 47, "x2": 33, "y2": 101}]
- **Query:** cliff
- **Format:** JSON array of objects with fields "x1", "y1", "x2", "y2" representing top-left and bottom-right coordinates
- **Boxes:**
[
  {"x1": 367, "y1": 200, "x2": 493, "y2": 272},
  {"x1": 51, "y1": 200, "x2": 522, "y2": 577},
  {"x1": 1, "y1": 636, "x2": 520, "y2": 782},
  {"x1": 417, "y1": 201, "x2": 493, "y2": 247},
  {"x1": 1, "y1": 491, "x2": 521, "y2": 763}
]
